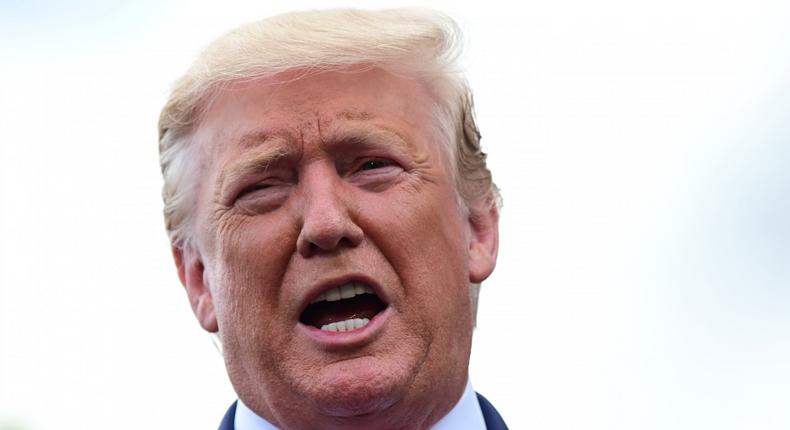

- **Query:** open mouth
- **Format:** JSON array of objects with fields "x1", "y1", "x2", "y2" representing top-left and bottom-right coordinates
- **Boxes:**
[{"x1": 299, "y1": 282, "x2": 387, "y2": 332}]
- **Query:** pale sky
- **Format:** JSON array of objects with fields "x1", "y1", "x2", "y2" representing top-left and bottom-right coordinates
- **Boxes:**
[{"x1": 1, "y1": 1, "x2": 789, "y2": 429}]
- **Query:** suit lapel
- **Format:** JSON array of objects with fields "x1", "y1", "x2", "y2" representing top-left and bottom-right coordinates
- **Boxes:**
[
  {"x1": 218, "y1": 401, "x2": 237, "y2": 430},
  {"x1": 476, "y1": 392, "x2": 509, "y2": 430}
]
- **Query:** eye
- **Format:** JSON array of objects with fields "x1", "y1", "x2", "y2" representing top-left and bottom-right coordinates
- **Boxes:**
[
  {"x1": 231, "y1": 180, "x2": 291, "y2": 213},
  {"x1": 238, "y1": 183, "x2": 272, "y2": 198},
  {"x1": 235, "y1": 180, "x2": 289, "y2": 203},
  {"x1": 359, "y1": 159, "x2": 395, "y2": 171},
  {"x1": 345, "y1": 157, "x2": 404, "y2": 191}
]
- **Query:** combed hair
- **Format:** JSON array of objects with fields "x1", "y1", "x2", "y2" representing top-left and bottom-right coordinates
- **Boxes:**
[{"x1": 158, "y1": 8, "x2": 500, "y2": 318}]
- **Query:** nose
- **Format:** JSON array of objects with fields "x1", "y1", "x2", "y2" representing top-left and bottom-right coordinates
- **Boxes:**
[{"x1": 296, "y1": 165, "x2": 364, "y2": 257}]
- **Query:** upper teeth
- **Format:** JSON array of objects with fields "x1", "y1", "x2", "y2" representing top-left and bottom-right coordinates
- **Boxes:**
[{"x1": 311, "y1": 282, "x2": 374, "y2": 304}]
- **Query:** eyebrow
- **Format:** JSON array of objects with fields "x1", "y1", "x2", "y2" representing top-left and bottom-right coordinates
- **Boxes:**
[
  {"x1": 217, "y1": 131, "x2": 291, "y2": 197},
  {"x1": 236, "y1": 129, "x2": 289, "y2": 149},
  {"x1": 215, "y1": 120, "x2": 415, "y2": 197},
  {"x1": 321, "y1": 122, "x2": 413, "y2": 157},
  {"x1": 325, "y1": 110, "x2": 410, "y2": 150}
]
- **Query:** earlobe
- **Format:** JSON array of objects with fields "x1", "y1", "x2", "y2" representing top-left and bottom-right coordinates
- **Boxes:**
[
  {"x1": 467, "y1": 202, "x2": 499, "y2": 283},
  {"x1": 173, "y1": 245, "x2": 219, "y2": 333}
]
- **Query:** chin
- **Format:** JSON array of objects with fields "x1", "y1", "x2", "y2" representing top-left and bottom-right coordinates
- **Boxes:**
[{"x1": 302, "y1": 355, "x2": 413, "y2": 417}]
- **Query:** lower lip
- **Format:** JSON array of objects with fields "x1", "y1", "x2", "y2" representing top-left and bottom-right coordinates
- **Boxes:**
[{"x1": 299, "y1": 306, "x2": 392, "y2": 347}]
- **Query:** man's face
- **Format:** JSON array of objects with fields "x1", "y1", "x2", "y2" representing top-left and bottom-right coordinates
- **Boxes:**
[{"x1": 179, "y1": 68, "x2": 498, "y2": 427}]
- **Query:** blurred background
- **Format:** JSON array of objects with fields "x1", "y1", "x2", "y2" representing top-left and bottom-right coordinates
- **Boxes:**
[{"x1": 1, "y1": 0, "x2": 788, "y2": 428}]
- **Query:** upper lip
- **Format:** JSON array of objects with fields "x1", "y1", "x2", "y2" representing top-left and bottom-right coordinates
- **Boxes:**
[{"x1": 298, "y1": 273, "x2": 389, "y2": 318}]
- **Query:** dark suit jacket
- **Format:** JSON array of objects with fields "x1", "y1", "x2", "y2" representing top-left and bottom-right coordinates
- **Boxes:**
[{"x1": 219, "y1": 393, "x2": 508, "y2": 429}]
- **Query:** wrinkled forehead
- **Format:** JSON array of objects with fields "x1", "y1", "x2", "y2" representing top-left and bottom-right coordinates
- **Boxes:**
[{"x1": 191, "y1": 68, "x2": 450, "y2": 162}]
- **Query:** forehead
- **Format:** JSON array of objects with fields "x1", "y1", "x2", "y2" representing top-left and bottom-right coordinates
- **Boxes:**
[{"x1": 194, "y1": 68, "x2": 440, "y2": 155}]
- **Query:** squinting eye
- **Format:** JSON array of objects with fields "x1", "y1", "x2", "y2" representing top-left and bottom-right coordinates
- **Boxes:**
[
  {"x1": 360, "y1": 159, "x2": 394, "y2": 171},
  {"x1": 239, "y1": 183, "x2": 270, "y2": 196},
  {"x1": 236, "y1": 182, "x2": 279, "y2": 202}
]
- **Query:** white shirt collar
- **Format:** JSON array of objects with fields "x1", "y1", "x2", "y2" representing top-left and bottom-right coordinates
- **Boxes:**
[
  {"x1": 234, "y1": 379, "x2": 486, "y2": 430},
  {"x1": 234, "y1": 397, "x2": 279, "y2": 430}
]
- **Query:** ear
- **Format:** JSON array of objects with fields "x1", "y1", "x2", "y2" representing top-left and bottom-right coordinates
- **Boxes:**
[
  {"x1": 173, "y1": 245, "x2": 219, "y2": 333},
  {"x1": 467, "y1": 200, "x2": 500, "y2": 283}
]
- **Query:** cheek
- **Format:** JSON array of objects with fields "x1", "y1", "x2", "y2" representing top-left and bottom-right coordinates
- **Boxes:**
[
  {"x1": 208, "y1": 213, "x2": 303, "y2": 378},
  {"x1": 209, "y1": 212, "x2": 300, "y2": 323},
  {"x1": 359, "y1": 180, "x2": 471, "y2": 313},
  {"x1": 365, "y1": 188, "x2": 475, "y2": 371}
]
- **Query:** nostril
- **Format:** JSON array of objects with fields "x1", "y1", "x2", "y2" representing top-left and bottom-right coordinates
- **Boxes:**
[{"x1": 296, "y1": 218, "x2": 363, "y2": 257}]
